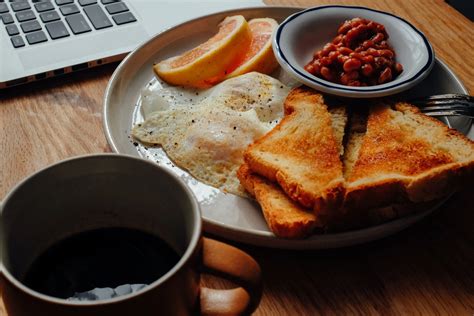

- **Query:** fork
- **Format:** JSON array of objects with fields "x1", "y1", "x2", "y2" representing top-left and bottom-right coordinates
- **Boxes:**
[{"x1": 408, "y1": 94, "x2": 474, "y2": 118}]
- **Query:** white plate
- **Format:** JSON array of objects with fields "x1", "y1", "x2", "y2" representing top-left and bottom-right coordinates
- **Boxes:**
[{"x1": 103, "y1": 7, "x2": 471, "y2": 249}]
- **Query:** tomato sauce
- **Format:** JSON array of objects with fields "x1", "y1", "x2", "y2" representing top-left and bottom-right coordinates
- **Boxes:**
[{"x1": 304, "y1": 18, "x2": 403, "y2": 86}]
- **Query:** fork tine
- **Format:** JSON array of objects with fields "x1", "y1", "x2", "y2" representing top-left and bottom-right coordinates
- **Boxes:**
[
  {"x1": 408, "y1": 93, "x2": 474, "y2": 118},
  {"x1": 410, "y1": 93, "x2": 474, "y2": 103},
  {"x1": 423, "y1": 112, "x2": 474, "y2": 119},
  {"x1": 421, "y1": 109, "x2": 474, "y2": 118},
  {"x1": 412, "y1": 99, "x2": 473, "y2": 107},
  {"x1": 417, "y1": 104, "x2": 472, "y2": 111}
]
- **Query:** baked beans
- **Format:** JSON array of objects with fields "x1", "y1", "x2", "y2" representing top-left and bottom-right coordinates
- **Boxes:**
[{"x1": 304, "y1": 18, "x2": 403, "y2": 86}]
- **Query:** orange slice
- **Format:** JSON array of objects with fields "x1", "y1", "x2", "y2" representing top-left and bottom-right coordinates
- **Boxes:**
[
  {"x1": 153, "y1": 15, "x2": 251, "y2": 88},
  {"x1": 225, "y1": 18, "x2": 279, "y2": 79}
]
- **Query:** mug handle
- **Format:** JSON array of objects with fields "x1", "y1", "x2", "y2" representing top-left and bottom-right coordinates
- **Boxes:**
[{"x1": 200, "y1": 238, "x2": 262, "y2": 316}]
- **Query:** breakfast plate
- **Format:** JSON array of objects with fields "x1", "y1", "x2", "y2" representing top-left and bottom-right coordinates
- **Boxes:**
[{"x1": 104, "y1": 6, "x2": 472, "y2": 249}]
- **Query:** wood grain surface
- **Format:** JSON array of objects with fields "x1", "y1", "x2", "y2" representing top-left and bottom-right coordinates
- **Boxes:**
[{"x1": 1, "y1": 0, "x2": 473, "y2": 315}]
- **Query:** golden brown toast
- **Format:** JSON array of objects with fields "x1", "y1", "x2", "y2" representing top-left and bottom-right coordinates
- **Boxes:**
[
  {"x1": 243, "y1": 87, "x2": 347, "y2": 213},
  {"x1": 239, "y1": 86, "x2": 474, "y2": 237},
  {"x1": 237, "y1": 164, "x2": 319, "y2": 238},
  {"x1": 344, "y1": 102, "x2": 474, "y2": 210},
  {"x1": 238, "y1": 162, "x2": 431, "y2": 235}
]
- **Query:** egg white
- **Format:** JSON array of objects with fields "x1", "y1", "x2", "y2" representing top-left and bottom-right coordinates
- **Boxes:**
[{"x1": 132, "y1": 72, "x2": 290, "y2": 195}]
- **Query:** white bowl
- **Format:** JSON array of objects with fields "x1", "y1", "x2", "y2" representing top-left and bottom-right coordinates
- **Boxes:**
[{"x1": 273, "y1": 5, "x2": 435, "y2": 98}]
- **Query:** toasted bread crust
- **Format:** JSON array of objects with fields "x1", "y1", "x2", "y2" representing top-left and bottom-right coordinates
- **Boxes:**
[
  {"x1": 244, "y1": 86, "x2": 346, "y2": 212},
  {"x1": 345, "y1": 102, "x2": 474, "y2": 209},
  {"x1": 406, "y1": 161, "x2": 474, "y2": 201},
  {"x1": 237, "y1": 164, "x2": 319, "y2": 238}
]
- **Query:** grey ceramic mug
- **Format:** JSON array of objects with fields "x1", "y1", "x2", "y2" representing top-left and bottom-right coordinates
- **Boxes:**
[{"x1": 0, "y1": 154, "x2": 262, "y2": 316}]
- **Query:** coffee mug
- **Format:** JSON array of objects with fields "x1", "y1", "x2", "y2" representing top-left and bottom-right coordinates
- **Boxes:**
[{"x1": 0, "y1": 154, "x2": 262, "y2": 316}]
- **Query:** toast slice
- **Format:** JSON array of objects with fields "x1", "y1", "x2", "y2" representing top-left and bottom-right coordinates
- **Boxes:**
[
  {"x1": 243, "y1": 87, "x2": 347, "y2": 213},
  {"x1": 237, "y1": 164, "x2": 319, "y2": 238},
  {"x1": 238, "y1": 161, "x2": 422, "y2": 235},
  {"x1": 344, "y1": 102, "x2": 474, "y2": 210},
  {"x1": 240, "y1": 88, "x2": 474, "y2": 237}
]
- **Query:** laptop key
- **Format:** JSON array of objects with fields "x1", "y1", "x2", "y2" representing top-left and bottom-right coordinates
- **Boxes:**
[
  {"x1": 11, "y1": 2, "x2": 31, "y2": 12},
  {"x1": 0, "y1": 3, "x2": 8, "y2": 14},
  {"x1": 83, "y1": 5, "x2": 112, "y2": 29},
  {"x1": 26, "y1": 30, "x2": 47, "y2": 45},
  {"x1": 105, "y1": 2, "x2": 128, "y2": 15},
  {"x1": 35, "y1": 2, "x2": 55, "y2": 13},
  {"x1": 16, "y1": 9, "x2": 36, "y2": 22},
  {"x1": 45, "y1": 20, "x2": 70, "y2": 39},
  {"x1": 40, "y1": 11, "x2": 60, "y2": 23},
  {"x1": 79, "y1": 0, "x2": 97, "y2": 6},
  {"x1": 6, "y1": 24, "x2": 19, "y2": 35},
  {"x1": 1, "y1": 13, "x2": 13, "y2": 24},
  {"x1": 11, "y1": 35, "x2": 25, "y2": 48},
  {"x1": 60, "y1": 4, "x2": 79, "y2": 16},
  {"x1": 65, "y1": 13, "x2": 91, "y2": 34},
  {"x1": 112, "y1": 11, "x2": 135, "y2": 25},
  {"x1": 101, "y1": 0, "x2": 121, "y2": 3},
  {"x1": 21, "y1": 20, "x2": 41, "y2": 33},
  {"x1": 55, "y1": 0, "x2": 74, "y2": 5}
]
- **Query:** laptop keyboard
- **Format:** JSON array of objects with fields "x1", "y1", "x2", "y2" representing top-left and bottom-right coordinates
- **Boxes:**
[{"x1": 1, "y1": 0, "x2": 137, "y2": 48}]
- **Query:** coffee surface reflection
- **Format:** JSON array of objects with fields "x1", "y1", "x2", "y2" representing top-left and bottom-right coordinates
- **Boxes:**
[{"x1": 23, "y1": 227, "x2": 180, "y2": 300}]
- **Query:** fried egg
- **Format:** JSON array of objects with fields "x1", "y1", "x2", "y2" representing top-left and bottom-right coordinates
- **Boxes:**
[{"x1": 132, "y1": 72, "x2": 290, "y2": 195}]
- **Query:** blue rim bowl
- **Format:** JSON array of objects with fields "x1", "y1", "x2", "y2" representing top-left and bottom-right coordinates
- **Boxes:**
[{"x1": 273, "y1": 5, "x2": 435, "y2": 98}]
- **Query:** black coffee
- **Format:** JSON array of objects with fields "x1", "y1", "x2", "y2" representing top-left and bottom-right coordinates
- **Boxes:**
[{"x1": 23, "y1": 227, "x2": 180, "y2": 299}]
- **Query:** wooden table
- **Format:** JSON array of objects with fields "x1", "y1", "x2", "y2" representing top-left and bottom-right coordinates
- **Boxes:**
[{"x1": 1, "y1": 0, "x2": 473, "y2": 315}]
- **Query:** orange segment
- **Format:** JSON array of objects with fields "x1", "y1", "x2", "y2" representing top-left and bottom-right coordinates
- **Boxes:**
[
  {"x1": 225, "y1": 18, "x2": 279, "y2": 79},
  {"x1": 153, "y1": 16, "x2": 251, "y2": 88},
  {"x1": 170, "y1": 19, "x2": 237, "y2": 68}
]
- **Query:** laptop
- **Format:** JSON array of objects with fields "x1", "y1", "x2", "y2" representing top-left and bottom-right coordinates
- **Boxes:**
[{"x1": 0, "y1": 0, "x2": 263, "y2": 89}]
